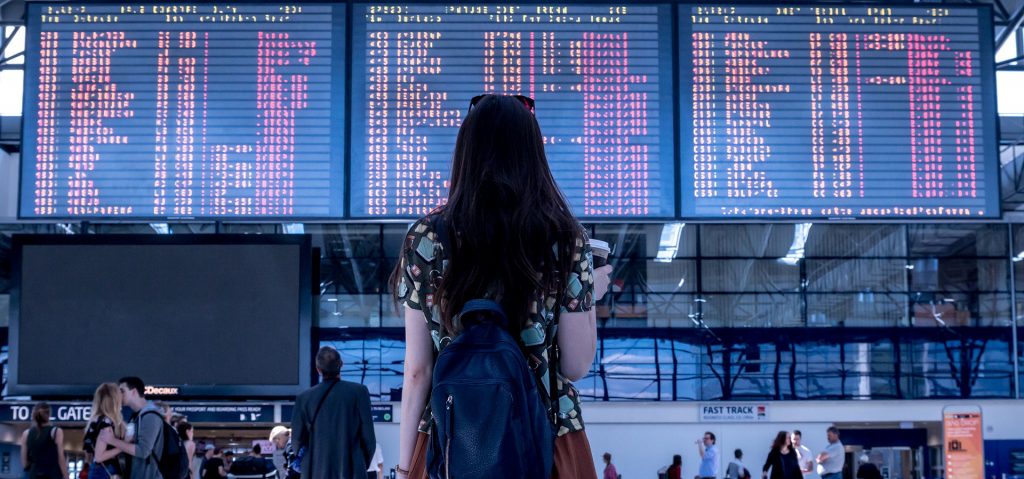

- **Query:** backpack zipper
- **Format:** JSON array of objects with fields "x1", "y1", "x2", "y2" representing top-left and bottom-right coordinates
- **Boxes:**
[{"x1": 445, "y1": 394, "x2": 453, "y2": 479}]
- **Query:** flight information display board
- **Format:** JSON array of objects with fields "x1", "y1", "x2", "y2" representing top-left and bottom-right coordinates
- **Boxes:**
[
  {"x1": 350, "y1": 4, "x2": 675, "y2": 219},
  {"x1": 679, "y1": 5, "x2": 998, "y2": 219},
  {"x1": 20, "y1": 3, "x2": 346, "y2": 219}
]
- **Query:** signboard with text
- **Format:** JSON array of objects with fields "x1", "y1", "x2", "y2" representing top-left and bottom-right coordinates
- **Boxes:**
[
  {"x1": 944, "y1": 407, "x2": 984, "y2": 479},
  {"x1": 699, "y1": 403, "x2": 768, "y2": 422}
]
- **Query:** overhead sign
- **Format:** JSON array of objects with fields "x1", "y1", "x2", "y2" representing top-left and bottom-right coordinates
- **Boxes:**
[
  {"x1": 0, "y1": 402, "x2": 92, "y2": 423},
  {"x1": 170, "y1": 404, "x2": 275, "y2": 424},
  {"x1": 281, "y1": 403, "x2": 393, "y2": 423},
  {"x1": 944, "y1": 407, "x2": 984, "y2": 479},
  {"x1": 699, "y1": 403, "x2": 768, "y2": 422},
  {"x1": 0, "y1": 402, "x2": 275, "y2": 424}
]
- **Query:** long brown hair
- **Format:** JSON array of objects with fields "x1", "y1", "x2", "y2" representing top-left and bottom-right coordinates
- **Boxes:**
[
  {"x1": 391, "y1": 94, "x2": 580, "y2": 333},
  {"x1": 88, "y1": 382, "x2": 126, "y2": 439},
  {"x1": 31, "y1": 402, "x2": 50, "y2": 429},
  {"x1": 771, "y1": 431, "x2": 790, "y2": 451}
]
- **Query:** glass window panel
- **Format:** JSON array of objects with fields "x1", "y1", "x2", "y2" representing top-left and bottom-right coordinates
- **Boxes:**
[
  {"x1": 308, "y1": 224, "x2": 382, "y2": 258},
  {"x1": 0, "y1": 70, "x2": 23, "y2": 116},
  {"x1": 910, "y1": 258, "x2": 1008, "y2": 292},
  {"x1": 383, "y1": 224, "x2": 414, "y2": 259},
  {"x1": 643, "y1": 260, "x2": 696, "y2": 293},
  {"x1": 321, "y1": 258, "x2": 387, "y2": 294},
  {"x1": 644, "y1": 294, "x2": 697, "y2": 328},
  {"x1": 910, "y1": 293, "x2": 1012, "y2": 327},
  {"x1": 806, "y1": 259, "x2": 907, "y2": 292},
  {"x1": 599, "y1": 337, "x2": 664, "y2": 400},
  {"x1": 908, "y1": 224, "x2": 1008, "y2": 257},
  {"x1": 0, "y1": 294, "x2": 7, "y2": 327},
  {"x1": 701, "y1": 259, "x2": 800, "y2": 293},
  {"x1": 322, "y1": 338, "x2": 383, "y2": 399},
  {"x1": 593, "y1": 223, "x2": 697, "y2": 259},
  {"x1": 702, "y1": 293, "x2": 802, "y2": 327},
  {"x1": 699, "y1": 225, "x2": 794, "y2": 258},
  {"x1": 805, "y1": 224, "x2": 906, "y2": 258},
  {"x1": 318, "y1": 294, "x2": 381, "y2": 327},
  {"x1": 807, "y1": 293, "x2": 908, "y2": 327}
]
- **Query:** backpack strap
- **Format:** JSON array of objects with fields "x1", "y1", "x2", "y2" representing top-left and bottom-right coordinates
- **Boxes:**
[{"x1": 139, "y1": 410, "x2": 165, "y2": 464}]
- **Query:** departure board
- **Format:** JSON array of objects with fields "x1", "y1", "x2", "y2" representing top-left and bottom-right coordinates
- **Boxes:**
[
  {"x1": 350, "y1": 4, "x2": 675, "y2": 219},
  {"x1": 679, "y1": 5, "x2": 998, "y2": 219},
  {"x1": 20, "y1": 3, "x2": 346, "y2": 219}
]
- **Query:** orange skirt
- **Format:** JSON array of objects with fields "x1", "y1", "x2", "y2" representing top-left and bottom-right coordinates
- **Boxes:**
[{"x1": 408, "y1": 429, "x2": 597, "y2": 479}]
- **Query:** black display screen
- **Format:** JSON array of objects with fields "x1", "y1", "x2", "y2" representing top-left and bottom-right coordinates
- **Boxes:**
[{"x1": 10, "y1": 235, "x2": 312, "y2": 397}]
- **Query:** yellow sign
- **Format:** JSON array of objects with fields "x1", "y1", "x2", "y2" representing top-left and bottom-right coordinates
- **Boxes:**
[{"x1": 943, "y1": 407, "x2": 984, "y2": 479}]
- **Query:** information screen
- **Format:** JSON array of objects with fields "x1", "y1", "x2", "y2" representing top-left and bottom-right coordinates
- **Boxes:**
[
  {"x1": 20, "y1": 3, "x2": 346, "y2": 219},
  {"x1": 679, "y1": 5, "x2": 998, "y2": 218},
  {"x1": 350, "y1": 4, "x2": 675, "y2": 219}
]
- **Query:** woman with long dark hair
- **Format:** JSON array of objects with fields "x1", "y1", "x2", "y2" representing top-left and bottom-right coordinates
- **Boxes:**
[
  {"x1": 20, "y1": 402, "x2": 68, "y2": 479},
  {"x1": 390, "y1": 94, "x2": 613, "y2": 478},
  {"x1": 762, "y1": 431, "x2": 801, "y2": 479}
]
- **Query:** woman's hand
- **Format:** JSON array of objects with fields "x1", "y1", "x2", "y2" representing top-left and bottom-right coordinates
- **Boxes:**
[{"x1": 593, "y1": 265, "x2": 613, "y2": 301}]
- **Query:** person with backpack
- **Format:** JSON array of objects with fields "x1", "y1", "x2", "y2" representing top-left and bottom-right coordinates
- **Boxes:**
[
  {"x1": 290, "y1": 346, "x2": 375, "y2": 479},
  {"x1": 390, "y1": 94, "x2": 614, "y2": 479},
  {"x1": 101, "y1": 377, "x2": 188, "y2": 479},
  {"x1": 19, "y1": 402, "x2": 68, "y2": 479}
]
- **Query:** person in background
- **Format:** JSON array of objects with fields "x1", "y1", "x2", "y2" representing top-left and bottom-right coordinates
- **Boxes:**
[
  {"x1": 697, "y1": 431, "x2": 719, "y2": 479},
  {"x1": 20, "y1": 402, "x2": 68, "y2": 479},
  {"x1": 667, "y1": 454, "x2": 683, "y2": 479},
  {"x1": 854, "y1": 453, "x2": 881, "y2": 479},
  {"x1": 762, "y1": 431, "x2": 801, "y2": 479},
  {"x1": 194, "y1": 445, "x2": 213, "y2": 479},
  {"x1": 601, "y1": 452, "x2": 618, "y2": 479},
  {"x1": 201, "y1": 449, "x2": 226, "y2": 479},
  {"x1": 815, "y1": 427, "x2": 844, "y2": 479},
  {"x1": 99, "y1": 377, "x2": 164, "y2": 479},
  {"x1": 290, "y1": 346, "x2": 375, "y2": 479},
  {"x1": 83, "y1": 384, "x2": 126, "y2": 479},
  {"x1": 268, "y1": 427, "x2": 290, "y2": 479},
  {"x1": 176, "y1": 423, "x2": 196, "y2": 479},
  {"x1": 790, "y1": 431, "x2": 813, "y2": 476},
  {"x1": 222, "y1": 451, "x2": 235, "y2": 474},
  {"x1": 725, "y1": 449, "x2": 749, "y2": 479},
  {"x1": 366, "y1": 444, "x2": 384, "y2": 479},
  {"x1": 153, "y1": 402, "x2": 172, "y2": 425}
]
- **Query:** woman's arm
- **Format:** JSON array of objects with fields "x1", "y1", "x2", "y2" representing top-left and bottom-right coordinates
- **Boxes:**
[
  {"x1": 54, "y1": 428, "x2": 68, "y2": 479},
  {"x1": 557, "y1": 309, "x2": 596, "y2": 381},
  {"x1": 397, "y1": 306, "x2": 434, "y2": 477},
  {"x1": 557, "y1": 264, "x2": 612, "y2": 381},
  {"x1": 92, "y1": 432, "x2": 123, "y2": 464},
  {"x1": 19, "y1": 429, "x2": 29, "y2": 470}
]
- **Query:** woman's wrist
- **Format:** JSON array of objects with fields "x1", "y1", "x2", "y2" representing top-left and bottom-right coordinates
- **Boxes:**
[{"x1": 395, "y1": 464, "x2": 410, "y2": 478}]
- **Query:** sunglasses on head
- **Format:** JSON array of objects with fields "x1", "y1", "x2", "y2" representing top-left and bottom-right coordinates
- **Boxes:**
[{"x1": 469, "y1": 94, "x2": 535, "y2": 114}]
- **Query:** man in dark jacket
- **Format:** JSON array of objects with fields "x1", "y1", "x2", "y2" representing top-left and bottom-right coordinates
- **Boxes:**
[{"x1": 291, "y1": 346, "x2": 375, "y2": 479}]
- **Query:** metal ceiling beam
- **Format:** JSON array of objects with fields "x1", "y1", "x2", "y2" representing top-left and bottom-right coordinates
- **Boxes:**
[{"x1": 997, "y1": 2, "x2": 1024, "y2": 51}]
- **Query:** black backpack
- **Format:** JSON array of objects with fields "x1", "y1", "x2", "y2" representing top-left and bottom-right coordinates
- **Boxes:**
[
  {"x1": 425, "y1": 299, "x2": 555, "y2": 479},
  {"x1": 141, "y1": 411, "x2": 189, "y2": 479}
]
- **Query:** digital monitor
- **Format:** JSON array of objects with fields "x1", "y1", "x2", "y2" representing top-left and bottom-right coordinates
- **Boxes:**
[
  {"x1": 350, "y1": 4, "x2": 676, "y2": 219},
  {"x1": 678, "y1": 5, "x2": 998, "y2": 219},
  {"x1": 20, "y1": 3, "x2": 346, "y2": 219},
  {"x1": 9, "y1": 235, "x2": 313, "y2": 398}
]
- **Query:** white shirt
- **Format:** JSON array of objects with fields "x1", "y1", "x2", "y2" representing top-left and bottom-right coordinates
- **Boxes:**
[
  {"x1": 366, "y1": 443, "x2": 384, "y2": 472},
  {"x1": 794, "y1": 444, "x2": 814, "y2": 475}
]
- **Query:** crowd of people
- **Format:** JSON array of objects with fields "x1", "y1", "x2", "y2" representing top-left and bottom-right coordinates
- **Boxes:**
[
  {"x1": 18, "y1": 365, "x2": 386, "y2": 479},
  {"x1": 599, "y1": 427, "x2": 848, "y2": 479}
]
